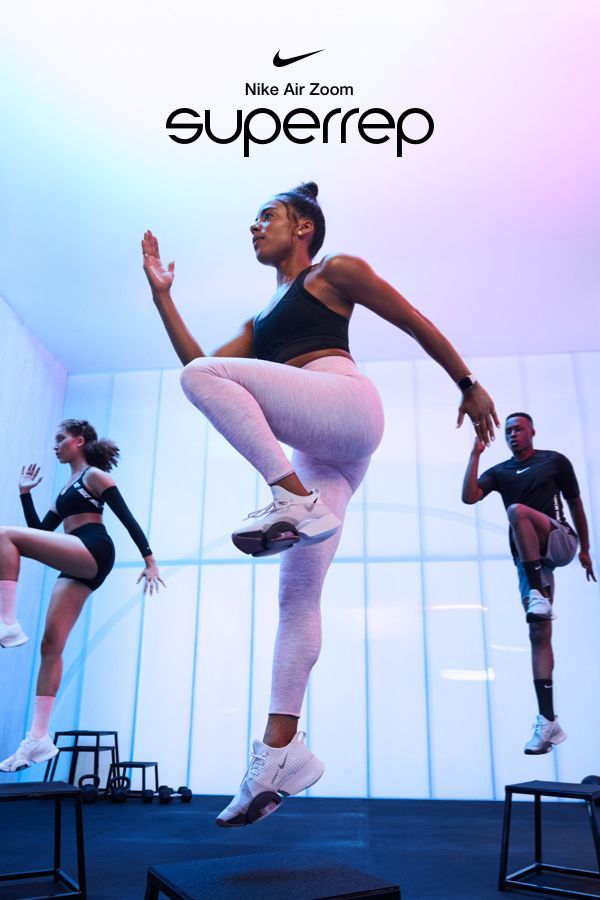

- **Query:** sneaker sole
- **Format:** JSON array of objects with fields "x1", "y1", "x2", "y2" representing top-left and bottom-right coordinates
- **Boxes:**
[
  {"x1": 296, "y1": 513, "x2": 341, "y2": 543},
  {"x1": 10, "y1": 745, "x2": 59, "y2": 771},
  {"x1": 216, "y1": 791, "x2": 282, "y2": 828},
  {"x1": 232, "y1": 521, "x2": 300, "y2": 556},
  {"x1": 525, "y1": 613, "x2": 553, "y2": 623},
  {"x1": 0, "y1": 634, "x2": 29, "y2": 649},
  {"x1": 524, "y1": 731, "x2": 567, "y2": 755},
  {"x1": 216, "y1": 758, "x2": 325, "y2": 828}
]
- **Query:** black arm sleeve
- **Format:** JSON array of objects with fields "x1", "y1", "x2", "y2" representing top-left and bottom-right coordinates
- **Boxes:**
[
  {"x1": 20, "y1": 492, "x2": 62, "y2": 531},
  {"x1": 101, "y1": 486, "x2": 152, "y2": 558}
]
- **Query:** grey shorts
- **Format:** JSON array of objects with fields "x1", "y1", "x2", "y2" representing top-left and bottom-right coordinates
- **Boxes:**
[{"x1": 515, "y1": 518, "x2": 578, "y2": 600}]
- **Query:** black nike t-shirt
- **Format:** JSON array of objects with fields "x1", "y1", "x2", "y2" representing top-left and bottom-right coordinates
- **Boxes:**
[{"x1": 479, "y1": 450, "x2": 579, "y2": 557}]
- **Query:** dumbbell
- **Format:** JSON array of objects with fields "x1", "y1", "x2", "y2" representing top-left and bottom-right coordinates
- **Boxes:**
[
  {"x1": 142, "y1": 789, "x2": 155, "y2": 804},
  {"x1": 158, "y1": 785, "x2": 174, "y2": 805},
  {"x1": 78, "y1": 774, "x2": 101, "y2": 805},
  {"x1": 177, "y1": 786, "x2": 192, "y2": 803},
  {"x1": 581, "y1": 775, "x2": 600, "y2": 806},
  {"x1": 108, "y1": 775, "x2": 131, "y2": 804},
  {"x1": 582, "y1": 775, "x2": 600, "y2": 785}
]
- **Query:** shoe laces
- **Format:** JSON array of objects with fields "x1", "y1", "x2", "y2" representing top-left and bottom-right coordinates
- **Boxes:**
[
  {"x1": 246, "y1": 499, "x2": 288, "y2": 519},
  {"x1": 248, "y1": 750, "x2": 269, "y2": 777},
  {"x1": 18, "y1": 734, "x2": 37, "y2": 752},
  {"x1": 532, "y1": 717, "x2": 551, "y2": 736}
]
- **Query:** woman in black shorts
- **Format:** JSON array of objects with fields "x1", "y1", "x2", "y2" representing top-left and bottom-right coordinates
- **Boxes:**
[{"x1": 0, "y1": 418, "x2": 163, "y2": 772}]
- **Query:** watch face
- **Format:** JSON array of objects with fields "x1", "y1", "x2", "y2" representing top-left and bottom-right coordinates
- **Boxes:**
[{"x1": 458, "y1": 376, "x2": 475, "y2": 391}]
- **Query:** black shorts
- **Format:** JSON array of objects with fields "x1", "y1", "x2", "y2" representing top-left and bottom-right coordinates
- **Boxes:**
[{"x1": 58, "y1": 524, "x2": 115, "y2": 591}]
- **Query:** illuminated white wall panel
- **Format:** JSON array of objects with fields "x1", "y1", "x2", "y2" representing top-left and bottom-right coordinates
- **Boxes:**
[
  {"x1": 0, "y1": 296, "x2": 66, "y2": 760},
  {"x1": 9, "y1": 350, "x2": 600, "y2": 798},
  {"x1": 367, "y1": 563, "x2": 429, "y2": 798}
]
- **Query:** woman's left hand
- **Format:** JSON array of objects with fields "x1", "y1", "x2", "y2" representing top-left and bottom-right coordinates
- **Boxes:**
[
  {"x1": 456, "y1": 383, "x2": 500, "y2": 445},
  {"x1": 137, "y1": 560, "x2": 166, "y2": 596}
]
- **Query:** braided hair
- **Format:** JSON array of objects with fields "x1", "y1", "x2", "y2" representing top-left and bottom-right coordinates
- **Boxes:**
[
  {"x1": 274, "y1": 181, "x2": 325, "y2": 258},
  {"x1": 60, "y1": 419, "x2": 120, "y2": 472}
]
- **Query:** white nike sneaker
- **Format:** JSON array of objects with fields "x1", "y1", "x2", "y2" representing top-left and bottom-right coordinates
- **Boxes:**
[
  {"x1": 216, "y1": 731, "x2": 325, "y2": 827},
  {"x1": 524, "y1": 714, "x2": 567, "y2": 755},
  {"x1": 0, "y1": 620, "x2": 28, "y2": 649},
  {"x1": 525, "y1": 589, "x2": 553, "y2": 623},
  {"x1": 231, "y1": 486, "x2": 341, "y2": 557},
  {"x1": 0, "y1": 732, "x2": 59, "y2": 772}
]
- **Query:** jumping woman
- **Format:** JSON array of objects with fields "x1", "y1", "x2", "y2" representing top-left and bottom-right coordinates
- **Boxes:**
[
  {"x1": 141, "y1": 181, "x2": 499, "y2": 826},
  {"x1": 0, "y1": 419, "x2": 163, "y2": 772}
]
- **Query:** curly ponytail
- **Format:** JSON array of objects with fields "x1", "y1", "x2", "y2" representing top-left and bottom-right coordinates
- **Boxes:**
[
  {"x1": 60, "y1": 419, "x2": 120, "y2": 472},
  {"x1": 275, "y1": 181, "x2": 325, "y2": 257}
]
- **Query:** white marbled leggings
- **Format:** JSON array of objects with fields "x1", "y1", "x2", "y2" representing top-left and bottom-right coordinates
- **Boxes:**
[{"x1": 180, "y1": 355, "x2": 385, "y2": 716}]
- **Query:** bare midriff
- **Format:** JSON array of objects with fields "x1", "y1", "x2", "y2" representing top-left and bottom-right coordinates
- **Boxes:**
[
  {"x1": 63, "y1": 512, "x2": 103, "y2": 535},
  {"x1": 285, "y1": 348, "x2": 354, "y2": 368}
]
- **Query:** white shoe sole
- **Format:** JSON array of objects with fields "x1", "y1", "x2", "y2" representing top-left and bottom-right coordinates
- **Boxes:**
[
  {"x1": 525, "y1": 730, "x2": 567, "y2": 755},
  {"x1": 0, "y1": 633, "x2": 29, "y2": 649},
  {"x1": 216, "y1": 757, "x2": 325, "y2": 827},
  {"x1": 296, "y1": 512, "x2": 341, "y2": 544},
  {"x1": 232, "y1": 511, "x2": 340, "y2": 556},
  {"x1": 1, "y1": 744, "x2": 59, "y2": 772}
]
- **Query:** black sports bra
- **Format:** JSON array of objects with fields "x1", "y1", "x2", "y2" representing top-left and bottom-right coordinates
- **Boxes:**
[
  {"x1": 55, "y1": 468, "x2": 104, "y2": 518},
  {"x1": 252, "y1": 266, "x2": 350, "y2": 364}
]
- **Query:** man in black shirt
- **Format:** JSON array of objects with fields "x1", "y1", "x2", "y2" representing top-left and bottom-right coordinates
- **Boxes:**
[{"x1": 462, "y1": 412, "x2": 596, "y2": 754}]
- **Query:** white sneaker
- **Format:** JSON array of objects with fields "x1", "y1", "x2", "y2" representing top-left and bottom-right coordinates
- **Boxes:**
[
  {"x1": 524, "y1": 714, "x2": 567, "y2": 755},
  {"x1": 0, "y1": 732, "x2": 59, "y2": 772},
  {"x1": 525, "y1": 589, "x2": 553, "y2": 623},
  {"x1": 216, "y1": 731, "x2": 325, "y2": 827},
  {"x1": 231, "y1": 486, "x2": 341, "y2": 557},
  {"x1": 0, "y1": 620, "x2": 28, "y2": 649}
]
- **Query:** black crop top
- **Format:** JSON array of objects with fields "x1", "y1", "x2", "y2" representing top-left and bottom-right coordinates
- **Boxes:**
[
  {"x1": 252, "y1": 266, "x2": 350, "y2": 364},
  {"x1": 55, "y1": 468, "x2": 104, "y2": 518},
  {"x1": 20, "y1": 468, "x2": 153, "y2": 559}
]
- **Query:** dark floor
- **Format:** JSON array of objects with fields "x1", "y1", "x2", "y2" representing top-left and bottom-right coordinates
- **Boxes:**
[{"x1": 1, "y1": 794, "x2": 599, "y2": 899}]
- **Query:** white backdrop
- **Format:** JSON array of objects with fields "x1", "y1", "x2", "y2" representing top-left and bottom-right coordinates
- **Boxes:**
[
  {"x1": 11, "y1": 349, "x2": 600, "y2": 798},
  {"x1": 0, "y1": 296, "x2": 67, "y2": 755}
]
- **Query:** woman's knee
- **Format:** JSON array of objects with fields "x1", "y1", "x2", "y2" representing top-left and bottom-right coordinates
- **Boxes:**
[
  {"x1": 180, "y1": 357, "x2": 223, "y2": 396},
  {"x1": 41, "y1": 631, "x2": 64, "y2": 659}
]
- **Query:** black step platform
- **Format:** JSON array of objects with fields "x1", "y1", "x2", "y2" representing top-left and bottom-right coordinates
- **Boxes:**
[
  {"x1": 0, "y1": 781, "x2": 86, "y2": 898},
  {"x1": 499, "y1": 780, "x2": 600, "y2": 899},
  {"x1": 145, "y1": 849, "x2": 400, "y2": 899}
]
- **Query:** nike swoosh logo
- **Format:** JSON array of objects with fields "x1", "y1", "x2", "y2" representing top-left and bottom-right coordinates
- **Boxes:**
[
  {"x1": 516, "y1": 468, "x2": 530, "y2": 474},
  {"x1": 273, "y1": 50, "x2": 324, "y2": 67},
  {"x1": 271, "y1": 754, "x2": 288, "y2": 784}
]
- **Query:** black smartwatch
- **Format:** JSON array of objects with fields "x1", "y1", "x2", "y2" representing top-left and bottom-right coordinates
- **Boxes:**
[{"x1": 457, "y1": 374, "x2": 477, "y2": 392}]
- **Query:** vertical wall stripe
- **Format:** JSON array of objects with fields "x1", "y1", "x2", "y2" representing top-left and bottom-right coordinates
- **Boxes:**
[
  {"x1": 129, "y1": 370, "x2": 163, "y2": 760},
  {"x1": 246, "y1": 471, "x2": 261, "y2": 754},
  {"x1": 474, "y1": 501, "x2": 497, "y2": 798},
  {"x1": 74, "y1": 373, "x2": 116, "y2": 731},
  {"x1": 412, "y1": 361, "x2": 433, "y2": 798},
  {"x1": 185, "y1": 418, "x2": 210, "y2": 786},
  {"x1": 361, "y1": 478, "x2": 371, "y2": 797}
]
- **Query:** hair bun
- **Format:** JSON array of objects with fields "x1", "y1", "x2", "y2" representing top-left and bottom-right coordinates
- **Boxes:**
[{"x1": 297, "y1": 181, "x2": 318, "y2": 199}]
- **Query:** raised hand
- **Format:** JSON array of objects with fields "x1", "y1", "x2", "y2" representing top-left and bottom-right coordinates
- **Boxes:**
[
  {"x1": 141, "y1": 230, "x2": 175, "y2": 296},
  {"x1": 457, "y1": 383, "x2": 500, "y2": 446},
  {"x1": 19, "y1": 464, "x2": 43, "y2": 493}
]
